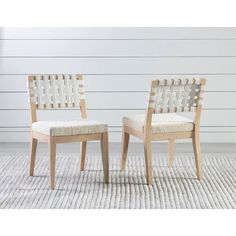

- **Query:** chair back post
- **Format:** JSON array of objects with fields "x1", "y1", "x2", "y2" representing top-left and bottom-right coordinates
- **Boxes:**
[
  {"x1": 27, "y1": 75, "x2": 37, "y2": 124},
  {"x1": 144, "y1": 80, "x2": 158, "y2": 135},
  {"x1": 193, "y1": 78, "x2": 206, "y2": 131},
  {"x1": 79, "y1": 99, "x2": 87, "y2": 119}
]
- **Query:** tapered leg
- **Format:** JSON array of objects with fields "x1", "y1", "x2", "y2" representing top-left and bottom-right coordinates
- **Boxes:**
[
  {"x1": 144, "y1": 140, "x2": 153, "y2": 185},
  {"x1": 29, "y1": 137, "x2": 38, "y2": 176},
  {"x1": 121, "y1": 129, "x2": 130, "y2": 171},
  {"x1": 192, "y1": 131, "x2": 203, "y2": 180},
  {"x1": 168, "y1": 139, "x2": 175, "y2": 168},
  {"x1": 100, "y1": 132, "x2": 109, "y2": 184},
  {"x1": 80, "y1": 141, "x2": 87, "y2": 171},
  {"x1": 48, "y1": 137, "x2": 56, "y2": 190}
]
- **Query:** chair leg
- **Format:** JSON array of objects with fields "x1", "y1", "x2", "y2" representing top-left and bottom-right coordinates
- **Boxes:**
[
  {"x1": 80, "y1": 141, "x2": 87, "y2": 171},
  {"x1": 192, "y1": 131, "x2": 203, "y2": 180},
  {"x1": 168, "y1": 139, "x2": 175, "y2": 168},
  {"x1": 48, "y1": 137, "x2": 56, "y2": 190},
  {"x1": 100, "y1": 132, "x2": 109, "y2": 184},
  {"x1": 121, "y1": 129, "x2": 130, "y2": 171},
  {"x1": 144, "y1": 140, "x2": 153, "y2": 185},
  {"x1": 29, "y1": 137, "x2": 38, "y2": 176}
]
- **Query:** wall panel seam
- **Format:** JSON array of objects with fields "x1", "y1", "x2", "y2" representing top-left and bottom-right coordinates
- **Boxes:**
[{"x1": 1, "y1": 73, "x2": 236, "y2": 75}]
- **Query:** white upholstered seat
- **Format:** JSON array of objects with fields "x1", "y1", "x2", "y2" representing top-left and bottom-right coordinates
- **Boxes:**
[
  {"x1": 123, "y1": 113, "x2": 194, "y2": 133},
  {"x1": 32, "y1": 120, "x2": 108, "y2": 136}
]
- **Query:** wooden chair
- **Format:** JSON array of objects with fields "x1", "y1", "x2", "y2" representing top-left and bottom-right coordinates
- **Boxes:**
[
  {"x1": 27, "y1": 74, "x2": 109, "y2": 189},
  {"x1": 121, "y1": 78, "x2": 206, "y2": 185}
]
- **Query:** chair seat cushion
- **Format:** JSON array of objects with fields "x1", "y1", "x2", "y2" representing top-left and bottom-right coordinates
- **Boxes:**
[
  {"x1": 32, "y1": 120, "x2": 108, "y2": 136},
  {"x1": 123, "y1": 113, "x2": 194, "y2": 133}
]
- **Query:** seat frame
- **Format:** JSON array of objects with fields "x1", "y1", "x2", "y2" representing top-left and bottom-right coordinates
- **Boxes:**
[
  {"x1": 28, "y1": 75, "x2": 109, "y2": 189},
  {"x1": 121, "y1": 78, "x2": 206, "y2": 185}
]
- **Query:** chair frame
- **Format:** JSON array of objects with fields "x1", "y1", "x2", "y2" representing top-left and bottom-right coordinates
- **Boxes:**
[
  {"x1": 121, "y1": 78, "x2": 206, "y2": 185},
  {"x1": 27, "y1": 74, "x2": 109, "y2": 189}
]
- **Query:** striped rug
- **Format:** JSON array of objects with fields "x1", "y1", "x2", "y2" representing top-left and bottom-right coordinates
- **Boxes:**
[{"x1": 0, "y1": 153, "x2": 235, "y2": 209}]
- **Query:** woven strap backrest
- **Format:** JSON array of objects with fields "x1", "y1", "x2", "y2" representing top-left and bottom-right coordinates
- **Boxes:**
[
  {"x1": 27, "y1": 74, "x2": 85, "y2": 109},
  {"x1": 148, "y1": 78, "x2": 205, "y2": 113}
]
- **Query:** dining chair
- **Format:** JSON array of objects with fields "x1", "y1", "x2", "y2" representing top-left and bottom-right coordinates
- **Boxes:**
[
  {"x1": 121, "y1": 78, "x2": 206, "y2": 185},
  {"x1": 27, "y1": 74, "x2": 109, "y2": 189}
]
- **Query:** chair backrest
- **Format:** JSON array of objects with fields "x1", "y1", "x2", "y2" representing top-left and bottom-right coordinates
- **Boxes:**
[
  {"x1": 27, "y1": 74, "x2": 87, "y2": 123},
  {"x1": 27, "y1": 74, "x2": 85, "y2": 109},
  {"x1": 148, "y1": 78, "x2": 206, "y2": 114}
]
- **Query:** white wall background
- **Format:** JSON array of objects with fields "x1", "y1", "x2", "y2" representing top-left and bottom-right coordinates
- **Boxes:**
[{"x1": 0, "y1": 27, "x2": 236, "y2": 143}]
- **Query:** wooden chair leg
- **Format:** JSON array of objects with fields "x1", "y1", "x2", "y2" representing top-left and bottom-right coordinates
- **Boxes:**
[
  {"x1": 80, "y1": 141, "x2": 87, "y2": 171},
  {"x1": 29, "y1": 137, "x2": 38, "y2": 176},
  {"x1": 121, "y1": 129, "x2": 130, "y2": 171},
  {"x1": 48, "y1": 137, "x2": 56, "y2": 190},
  {"x1": 168, "y1": 139, "x2": 175, "y2": 168},
  {"x1": 192, "y1": 131, "x2": 203, "y2": 180},
  {"x1": 100, "y1": 132, "x2": 109, "y2": 184},
  {"x1": 144, "y1": 140, "x2": 153, "y2": 185}
]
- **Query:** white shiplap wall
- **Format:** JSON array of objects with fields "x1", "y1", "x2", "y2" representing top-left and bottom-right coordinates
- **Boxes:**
[{"x1": 0, "y1": 27, "x2": 236, "y2": 143}]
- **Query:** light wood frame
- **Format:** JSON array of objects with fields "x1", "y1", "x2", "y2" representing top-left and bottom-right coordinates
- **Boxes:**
[
  {"x1": 121, "y1": 78, "x2": 206, "y2": 185},
  {"x1": 27, "y1": 74, "x2": 109, "y2": 190}
]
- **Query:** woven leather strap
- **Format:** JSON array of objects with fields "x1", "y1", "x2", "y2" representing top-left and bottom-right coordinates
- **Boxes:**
[
  {"x1": 28, "y1": 74, "x2": 85, "y2": 109},
  {"x1": 148, "y1": 78, "x2": 205, "y2": 113}
]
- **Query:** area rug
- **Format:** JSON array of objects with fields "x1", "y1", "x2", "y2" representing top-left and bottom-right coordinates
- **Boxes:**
[{"x1": 0, "y1": 153, "x2": 235, "y2": 209}]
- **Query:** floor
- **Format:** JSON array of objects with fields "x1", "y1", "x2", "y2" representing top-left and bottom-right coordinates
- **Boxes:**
[
  {"x1": 0, "y1": 142, "x2": 235, "y2": 209},
  {"x1": 1, "y1": 142, "x2": 235, "y2": 155}
]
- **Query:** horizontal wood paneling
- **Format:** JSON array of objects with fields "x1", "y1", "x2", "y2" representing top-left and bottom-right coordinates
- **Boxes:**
[
  {"x1": 0, "y1": 92, "x2": 235, "y2": 109},
  {"x1": 1, "y1": 27, "x2": 236, "y2": 39},
  {"x1": 0, "y1": 27, "x2": 235, "y2": 142},
  {"x1": 1, "y1": 40, "x2": 236, "y2": 57},
  {"x1": 0, "y1": 75, "x2": 235, "y2": 92},
  {"x1": 0, "y1": 110, "x2": 235, "y2": 127},
  {"x1": 1, "y1": 58, "x2": 236, "y2": 74}
]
